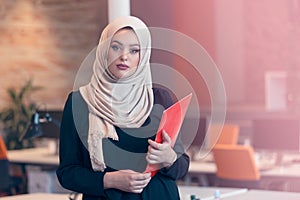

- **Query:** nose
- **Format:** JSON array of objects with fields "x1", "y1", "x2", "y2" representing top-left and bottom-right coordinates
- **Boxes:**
[{"x1": 120, "y1": 50, "x2": 128, "y2": 61}]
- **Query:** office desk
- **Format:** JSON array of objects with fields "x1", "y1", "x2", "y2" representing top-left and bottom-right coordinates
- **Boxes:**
[
  {"x1": 189, "y1": 160, "x2": 300, "y2": 177},
  {"x1": 178, "y1": 186, "x2": 247, "y2": 200},
  {"x1": 0, "y1": 187, "x2": 246, "y2": 200},
  {"x1": 7, "y1": 148, "x2": 300, "y2": 191},
  {"x1": 260, "y1": 164, "x2": 300, "y2": 178},
  {"x1": 187, "y1": 151, "x2": 300, "y2": 191},
  {"x1": 7, "y1": 148, "x2": 62, "y2": 193},
  {"x1": 0, "y1": 193, "x2": 69, "y2": 200},
  {"x1": 185, "y1": 161, "x2": 217, "y2": 186},
  {"x1": 2, "y1": 188, "x2": 299, "y2": 200},
  {"x1": 7, "y1": 147, "x2": 59, "y2": 166},
  {"x1": 189, "y1": 160, "x2": 216, "y2": 174},
  {"x1": 224, "y1": 189, "x2": 300, "y2": 200}
]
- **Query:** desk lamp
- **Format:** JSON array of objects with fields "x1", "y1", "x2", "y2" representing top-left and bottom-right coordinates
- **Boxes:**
[
  {"x1": 20, "y1": 110, "x2": 61, "y2": 155},
  {"x1": 19, "y1": 111, "x2": 60, "y2": 141}
]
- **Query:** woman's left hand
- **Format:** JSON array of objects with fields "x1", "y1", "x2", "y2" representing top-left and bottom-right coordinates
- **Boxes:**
[{"x1": 146, "y1": 130, "x2": 177, "y2": 168}]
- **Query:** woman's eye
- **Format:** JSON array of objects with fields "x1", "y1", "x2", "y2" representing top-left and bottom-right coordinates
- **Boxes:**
[
  {"x1": 111, "y1": 45, "x2": 121, "y2": 51},
  {"x1": 130, "y1": 49, "x2": 140, "y2": 54}
]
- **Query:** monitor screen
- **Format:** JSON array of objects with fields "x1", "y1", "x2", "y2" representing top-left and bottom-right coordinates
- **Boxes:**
[
  {"x1": 252, "y1": 118, "x2": 300, "y2": 152},
  {"x1": 37, "y1": 110, "x2": 62, "y2": 139}
]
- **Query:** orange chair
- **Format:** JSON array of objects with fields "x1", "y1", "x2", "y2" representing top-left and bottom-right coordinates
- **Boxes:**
[
  {"x1": 207, "y1": 124, "x2": 239, "y2": 149},
  {"x1": 0, "y1": 135, "x2": 7, "y2": 159},
  {"x1": 212, "y1": 144, "x2": 260, "y2": 189}
]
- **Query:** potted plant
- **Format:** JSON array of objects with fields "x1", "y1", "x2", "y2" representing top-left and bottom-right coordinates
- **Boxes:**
[{"x1": 0, "y1": 80, "x2": 42, "y2": 150}]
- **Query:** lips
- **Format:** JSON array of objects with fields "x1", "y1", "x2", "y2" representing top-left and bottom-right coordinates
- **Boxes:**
[{"x1": 116, "y1": 64, "x2": 129, "y2": 70}]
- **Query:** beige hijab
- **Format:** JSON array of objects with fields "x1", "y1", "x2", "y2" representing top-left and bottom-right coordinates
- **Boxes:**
[{"x1": 79, "y1": 16, "x2": 154, "y2": 171}]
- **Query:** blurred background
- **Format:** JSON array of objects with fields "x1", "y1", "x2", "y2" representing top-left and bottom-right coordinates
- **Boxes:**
[{"x1": 1, "y1": 0, "x2": 300, "y2": 196}]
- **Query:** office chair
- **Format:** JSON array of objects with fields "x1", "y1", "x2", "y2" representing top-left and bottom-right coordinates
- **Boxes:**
[
  {"x1": 213, "y1": 144, "x2": 291, "y2": 191},
  {"x1": 0, "y1": 135, "x2": 7, "y2": 159},
  {"x1": 208, "y1": 124, "x2": 239, "y2": 149},
  {"x1": 0, "y1": 135, "x2": 23, "y2": 196},
  {"x1": 212, "y1": 144, "x2": 261, "y2": 189}
]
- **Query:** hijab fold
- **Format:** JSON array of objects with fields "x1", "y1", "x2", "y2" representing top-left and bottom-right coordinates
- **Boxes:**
[{"x1": 79, "y1": 16, "x2": 153, "y2": 171}]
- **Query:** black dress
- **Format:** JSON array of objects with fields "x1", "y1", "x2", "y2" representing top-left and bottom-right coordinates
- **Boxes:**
[{"x1": 56, "y1": 88, "x2": 190, "y2": 200}]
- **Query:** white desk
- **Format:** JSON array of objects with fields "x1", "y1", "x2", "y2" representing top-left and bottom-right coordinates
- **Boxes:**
[
  {"x1": 224, "y1": 189, "x2": 300, "y2": 200},
  {"x1": 260, "y1": 164, "x2": 300, "y2": 178},
  {"x1": 7, "y1": 148, "x2": 300, "y2": 191},
  {"x1": 7, "y1": 147, "x2": 59, "y2": 166},
  {"x1": 1, "y1": 188, "x2": 300, "y2": 200},
  {"x1": 189, "y1": 160, "x2": 300, "y2": 178},
  {"x1": 0, "y1": 188, "x2": 246, "y2": 200},
  {"x1": 7, "y1": 148, "x2": 61, "y2": 194},
  {"x1": 187, "y1": 152, "x2": 300, "y2": 192},
  {"x1": 189, "y1": 160, "x2": 216, "y2": 174},
  {"x1": 178, "y1": 186, "x2": 247, "y2": 200},
  {"x1": 0, "y1": 193, "x2": 68, "y2": 200},
  {"x1": 8, "y1": 148, "x2": 300, "y2": 179}
]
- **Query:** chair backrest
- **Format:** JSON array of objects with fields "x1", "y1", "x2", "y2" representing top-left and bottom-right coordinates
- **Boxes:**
[
  {"x1": 207, "y1": 124, "x2": 239, "y2": 148},
  {"x1": 0, "y1": 159, "x2": 10, "y2": 190},
  {"x1": 213, "y1": 144, "x2": 260, "y2": 181},
  {"x1": 0, "y1": 136, "x2": 10, "y2": 191},
  {"x1": 0, "y1": 135, "x2": 8, "y2": 159}
]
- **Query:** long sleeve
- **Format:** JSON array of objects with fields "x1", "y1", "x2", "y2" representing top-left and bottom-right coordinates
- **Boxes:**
[{"x1": 56, "y1": 93, "x2": 106, "y2": 198}]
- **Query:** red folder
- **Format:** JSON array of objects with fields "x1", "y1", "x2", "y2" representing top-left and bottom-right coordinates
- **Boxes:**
[{"x1": 144, "y1": 93, "x2": 192, "y2": 176}]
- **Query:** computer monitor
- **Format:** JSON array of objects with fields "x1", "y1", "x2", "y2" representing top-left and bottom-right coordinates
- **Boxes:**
[
  {"x1": 37, "y1": 110, "x2": 62, "y2": 139},
  {"x1": 252, "y1": 118, "x2": 300, "y2": 153}
]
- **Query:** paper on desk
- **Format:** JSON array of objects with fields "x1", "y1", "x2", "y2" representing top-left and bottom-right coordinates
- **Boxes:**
[{"x1": 144, "y1": 93, "x2": 192, "y2": 177}]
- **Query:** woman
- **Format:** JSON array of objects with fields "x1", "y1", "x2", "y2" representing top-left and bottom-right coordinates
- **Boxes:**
[{"x1": 56, "y1": 16, "x2": 189, "y2": 200}]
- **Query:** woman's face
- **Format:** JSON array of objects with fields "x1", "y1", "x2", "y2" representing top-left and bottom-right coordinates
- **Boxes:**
[{"x1": 108, "y1": 28, "x2": 140, "y2": 79}]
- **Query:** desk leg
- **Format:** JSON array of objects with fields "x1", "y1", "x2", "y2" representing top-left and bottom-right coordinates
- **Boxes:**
[
  {"x1": 10, "y1": 163, "x2": 28, "y2": 194},
  {"x1": 182, "y1": 173, "x2": 211, "y2": 186}
]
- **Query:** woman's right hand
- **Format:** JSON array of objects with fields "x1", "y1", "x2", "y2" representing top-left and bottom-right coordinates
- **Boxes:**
[{"x1": 103, "y1": 170, "x2": 151, "y2": 193}]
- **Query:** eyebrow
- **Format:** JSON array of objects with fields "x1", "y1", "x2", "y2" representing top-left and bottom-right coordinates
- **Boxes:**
[{"x1": 111, "y1": 40, "x2": 140, "y2": 47}]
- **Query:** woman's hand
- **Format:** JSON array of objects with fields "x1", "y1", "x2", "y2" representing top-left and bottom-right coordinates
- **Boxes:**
[
  {"x1": 103, "y1": 170, "x2": 151, "y2": 193},
  {"x1": 146, "y1": 130, "x2": 177, "y2": 168}
]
